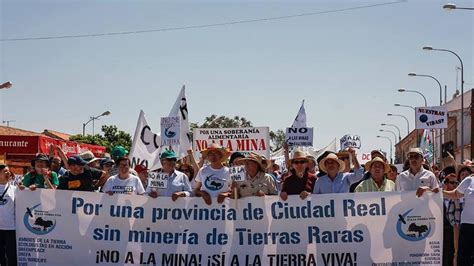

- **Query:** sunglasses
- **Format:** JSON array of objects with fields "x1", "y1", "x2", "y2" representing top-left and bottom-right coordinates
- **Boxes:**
[
  {"x1": 408, "y1": 155, "x2": 422, "y2": 160},
  {"x1": 446, "y1": 181, "x2": 459, "y2": 185},
  {"x1": 293, "y1": 160, "x2": 307, "y2": 165},
  {"x1": 181, "y1": 168, "x2": 191, "y2": 172},
  {"x1": 339, "y1": 157, "x2": 349, "y2": 161}
]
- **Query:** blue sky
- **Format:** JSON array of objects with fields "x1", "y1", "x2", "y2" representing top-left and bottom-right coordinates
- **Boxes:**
[{"x1": 0, "y1": 0, "x2": 473, "y2": 156}]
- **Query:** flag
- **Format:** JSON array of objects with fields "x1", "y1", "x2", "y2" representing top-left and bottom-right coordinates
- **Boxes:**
[
  {"x1": 419, "y1": 129, "x2": 433, "y2": 165},
  {"x1": 129, "y1": 110, "x2": 161, "y2": 169},
  {"x1": 167, "y1": 85, "x2": 192, "y2": 158},
  {"x1": 149, "y1": 85, "x2": 192, "y2": 170},
  {"x1": 291, "y1": 100, "x2": 307, "y2": 128}
]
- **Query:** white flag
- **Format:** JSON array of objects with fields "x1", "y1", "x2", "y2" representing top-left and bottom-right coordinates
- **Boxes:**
[
  {"x1": 167, "y1": 85, "x2": 192, "y2": 158},
  {"x1": 291, "y1": 100, "x2": 307, "y2": 128},
  {"x1": 129, "y1": 110, "x2": 161, "y2": 169},
  {"x1": 150, "y1": 85, "x2": 192, "y2": 170}
]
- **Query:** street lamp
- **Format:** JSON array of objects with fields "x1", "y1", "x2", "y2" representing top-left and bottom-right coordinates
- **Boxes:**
[
  {"x1": 394, "y1": 103, "x2": 416, "y2": 111},
  {"x1": 379, "y1": 129, "x2": 397, "y2": 143},
  {"x1": 443, "y1": 3, "x2": 474, "y2": 10},
  {"x1": 377, "y1": 135, "x2": 393, "y2": 164},
  {"x1": 0, "y1": 82, "x2": 12, "y2": 90},
  {"x1": 398, "y1": 88, "x2": 428, "y2": 107},
  {"x1": 387, "y1": 113, "x2": 410, "y2": 134},
  {"x1": 381, "y1": 123, "x2": 401, "y2": 141},
  {"x1": 408, "y1": 72, "x2": 443, "y2": 105},
  {"x1": 83, "y1": 111, "x2": 111, "y2": 136},
  {"x1": 423, "y1": 45, "x2": 465, "y2": 161}
]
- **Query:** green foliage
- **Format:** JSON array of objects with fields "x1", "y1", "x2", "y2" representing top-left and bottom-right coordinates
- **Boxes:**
[
  {"x1": 269, "y1": 129, "x2": 286, "y2": 152},
  {"x1": 70, "y1": 125, "x2": 132, "y2": 153}
]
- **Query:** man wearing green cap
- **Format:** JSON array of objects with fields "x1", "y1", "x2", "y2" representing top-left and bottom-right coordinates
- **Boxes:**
[{"x1": 146, "y1": 150, "x2": 192, "y2": 201}]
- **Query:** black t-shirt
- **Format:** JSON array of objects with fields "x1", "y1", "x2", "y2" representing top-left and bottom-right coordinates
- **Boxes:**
[
  {"x1": 281, "y1": 170, "x2": 316, "y2": 195},
  {"x1": 58, "y1": 167, "x2": 102, "y2": 191}
]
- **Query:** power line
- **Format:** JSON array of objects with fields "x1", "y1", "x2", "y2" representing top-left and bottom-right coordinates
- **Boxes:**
[{"x1": 0, "y1": 0, "x2": 406, "y2": 42}]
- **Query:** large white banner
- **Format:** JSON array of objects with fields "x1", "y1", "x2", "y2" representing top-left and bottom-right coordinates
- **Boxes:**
[
  {"x1": 415, "y1": 106, "x2": 448, "y2": 129},
  {"x1": 16, "y1": 190, "x2": 442, "y2": 265},
  {"x1": 129, "y1": 110, "x2": 161, "y2": 169},
  {"x1": 193, "y1": 127, "x2": 270, "y2": 158}
]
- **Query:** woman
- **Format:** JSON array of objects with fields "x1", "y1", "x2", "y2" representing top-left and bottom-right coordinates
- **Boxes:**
[
  {"x1": 233, "y1": 153, "x2": 277, "y2": 198},
  {"x1": 20, "y1": 153, "x2": 58, "y2": 190},
  {"x1": 0, "y1": 164, "x2": 17, "y2": 266},
  {"x1": 457, "y1": 165, "x2": 472, "y2": 181},
  {"x1": 102, "y1": 157, "x2": 145, "y2": 195},
  {"x1": 280, "y1": 150, "x2": 316, "y2": 201},
  {"x1": 177, "y1": 162, "x2": 197, "y2": 189},
  {"x1": 417, "y1": 174, "x2": 474, "y2": 265},
  {"x1": 146, "y1": 150, "x2": 192, "y2": 201},
  {"x1": 441, "y1": 173, "x2": 463, "y2": 266}
]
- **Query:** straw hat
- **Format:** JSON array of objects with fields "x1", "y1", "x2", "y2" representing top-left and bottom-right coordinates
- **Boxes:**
[
  {"x1": 234, "y1": 153, "x2": 265, "y2": 172},
  {"x1": 289, "y1": 150, "x2": 309, "y2": 165},
  {"x1": 319, "y1": 153, "x2": 345, "y2": 173},
  {"x1": 365, "y1": 157, "x2": 390, "y2": 174},
  {"x1": 201, "y1": 143, "x2": 231, "y2": 163}
]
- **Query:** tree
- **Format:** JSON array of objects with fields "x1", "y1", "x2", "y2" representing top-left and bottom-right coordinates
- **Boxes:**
[
  {"x1": 70, "y1": 125, "x2": 132, "y2": 153},
  {"x1": 192, "y1": 114, "x2": 253, "y2": 129},
  {"x1": 269, "y1": 129, "x2": 286, "y2": 152}
]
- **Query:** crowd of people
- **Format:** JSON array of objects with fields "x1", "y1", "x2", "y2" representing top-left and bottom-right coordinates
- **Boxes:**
[{"x1": 0, "y1": 143, "x2": 473, "y2": 265}]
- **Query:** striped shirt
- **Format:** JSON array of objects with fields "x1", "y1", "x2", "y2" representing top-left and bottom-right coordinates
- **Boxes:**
[{"x1": 355, "y1": 177, "x2": 395, "y2": 193}]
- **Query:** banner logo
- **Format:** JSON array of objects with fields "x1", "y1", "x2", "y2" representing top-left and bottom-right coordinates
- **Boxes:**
[
  {"x1": 24, "y1": 204, "x2": 59, "y2": 235},
  {"x1": 396, "y1": 209, "x2": 433, "y2": 241}
]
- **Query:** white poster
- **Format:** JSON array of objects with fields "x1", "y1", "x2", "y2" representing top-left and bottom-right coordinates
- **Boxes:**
[
  {"x1": 415, "y1": 106, "x2": 448, "y2": 129},
  {"x1": 16, "y1": 190, "x2": 442, "y2": 266},
  {"x1": 285, "y1": 127, "x2": 314, "y2": 147},
  {"x1": 193, "y1": 127, "x2": 270, "y2": 158},
  {"x1": 340, "y1": 134, "x2": 361, "y2": 149},
  {"x1": 147, "y1": 172, "x2": 168, "y2": 189},
  {"x1": 229, "y1": 166, "x2": 246, "y2": 182},
  {"x1": 160, "y1": 116, "x2": 180, "y2": 146}
]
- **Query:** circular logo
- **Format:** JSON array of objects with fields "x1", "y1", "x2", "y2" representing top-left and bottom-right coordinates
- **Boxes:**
[
  {"x1": 419, "y1": 114, "x2": 429, "y2": 123},
  {"x1": 396, "y1": 209, "x2": 432, "y2": 241},
  {"x1": 204, "y1": 174, "x2": 224, "y2": 191},
  {"x1": 24, "y1": 204, "x2": 57, "y2": 235}
]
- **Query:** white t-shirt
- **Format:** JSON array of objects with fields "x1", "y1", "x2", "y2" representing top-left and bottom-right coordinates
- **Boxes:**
[
  {"x1": 0, "y1": 183, "x2": 16, "y2": 230},
  {"x1": 456, "y1": 176, "x2": 474, "y2": 224},
  {"x1": 195, "y1": 165, "x2": 231, "y2": 198},
  {"x1": 395, "y1": 168, "x2": 439, "y2": 191},
  {"x1": 102, "y1": 174, "x2": 145, "y2": 195}
]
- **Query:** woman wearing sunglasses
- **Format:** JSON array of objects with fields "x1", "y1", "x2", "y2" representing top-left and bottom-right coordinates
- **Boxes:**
[{"x1": 279, "y1": 150, "x2": 316, "y2": 201}]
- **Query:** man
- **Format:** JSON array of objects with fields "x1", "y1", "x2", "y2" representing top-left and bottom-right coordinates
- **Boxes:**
[
  {"x1": 146, "y1": 150, "x2": 192, "y2": 201},
  {"x1": 102, "y1": 157, "x2": 145, "y2": 195},
  {"x1": 396, "y1": 148, "x2": 439, "y2": 191},
  {"x1": 57, "y1": 156, "x2": 107, "y2": 191},
  {"x1": 355, "y1": 157, "x2": 395, "y2": 192},
  {"x1": 313, "y1": 148, "x2": 363, "y2": 194},
  {"x1": 194, "y1": 144, "x2": 231, "y2": 205}
]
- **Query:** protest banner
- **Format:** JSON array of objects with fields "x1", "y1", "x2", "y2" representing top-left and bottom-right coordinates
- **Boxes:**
[
  {"x1": 129, "y1": 110, "x2": 161, "y2": 169},
  {"x1": 340, "y1": 135, "x2": 361, "y2": 150},
  {"x1": 16, "y1": 189, "x2": 442, "y2": 266},
  {"x1": 193, "y1": 127, "x2": 270, "y2": 158},
  {"x1": 285, "y1": 127, "x2": 314, "y2": 147},
  {"x1": 415, "y1": 106, "x2": 448, "y2": 129},
  {"x1": 160, "y1": 116, "x2": 180, "y2": 146}
]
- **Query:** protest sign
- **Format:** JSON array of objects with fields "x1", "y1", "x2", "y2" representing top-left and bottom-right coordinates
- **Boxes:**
[
  {"x1": 230, "y1": 166, "x2": 246, "y2": 182},
  {"x1": 16, "y1": 190, "x2": 442, "y2": 266},
  {"x1": 415, "y1": 106, "x2": 448, "y2": 129},
  {"x1": 193, "y1": 127, "x2": 270, "y2": 158},
  {"x1": 147, "y1": 172, "x2": 168, "y2": 189},
  {"x1": 340, "y1": 134, "x2": 361, "y2": 149},
  {"x1": 160, "y1": 116, "x2": 180, "y2": 146},
  {"x1": 285, "y1": 127, "x2": 314, "y2": 147}
]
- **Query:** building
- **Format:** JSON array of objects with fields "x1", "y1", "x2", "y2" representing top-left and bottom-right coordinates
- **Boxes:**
[{"x1": 0, "y1": 126, "x2": 106, "y2": 175}]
